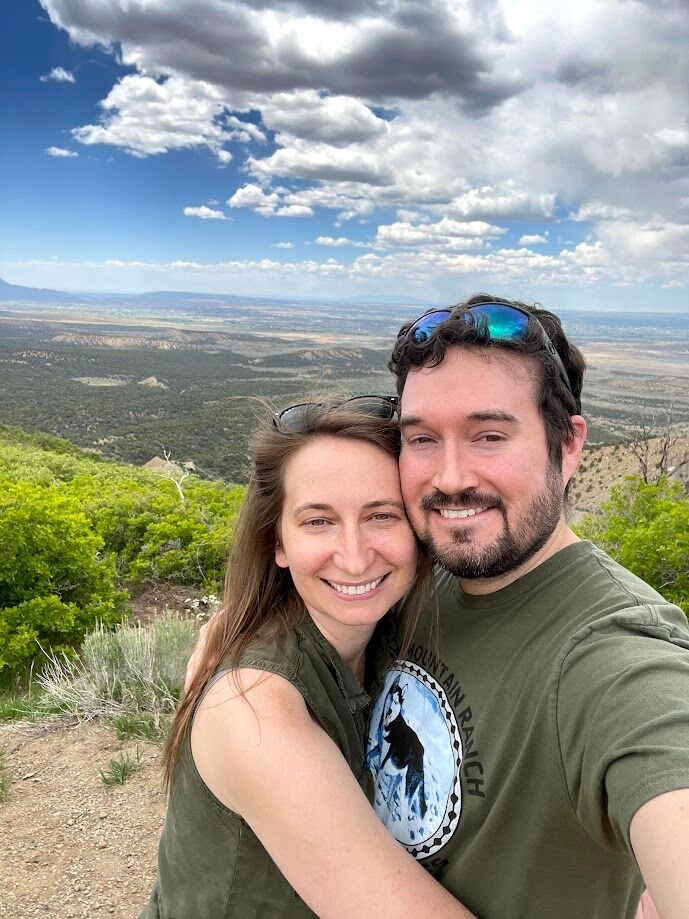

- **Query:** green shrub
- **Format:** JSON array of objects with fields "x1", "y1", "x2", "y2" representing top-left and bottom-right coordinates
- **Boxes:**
[
  {"x1": 577, "y1": 476, "x2": 689, "y2": 614},
  {"x1": 0, "y1": 481, "x2": 122, "y2": 677},
  {"x1": 0, "y1": 428, "x2": 243, "y2": 677},
  {"x1": 0, "y1": 430, "x2": 243, "y2": 594}
]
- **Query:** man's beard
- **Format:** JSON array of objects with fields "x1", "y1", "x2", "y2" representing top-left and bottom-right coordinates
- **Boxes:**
[{"x1": 418, "y1": 464, "x2": 564, "y2": 580}]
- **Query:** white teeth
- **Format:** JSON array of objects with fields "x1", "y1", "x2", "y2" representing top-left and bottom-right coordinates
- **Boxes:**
[
  {"x1": 327, "y1": 577, "x2": 383, "y2": 596},
  {"x1": 439, "y1": 507, "x2": 489, "y2": 519}
]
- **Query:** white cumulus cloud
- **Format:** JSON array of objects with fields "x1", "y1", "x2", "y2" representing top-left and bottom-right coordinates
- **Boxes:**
[
  {"x1": 315, "y1": 236, "x2": 369, "y2": 248},
  {"x1": 71, "y1": 74, "x2": 247, "y2": 162},
  {"x1": 375, "y1": 217, "x2": 506, "y2": 251},
  {"x1": 444, "y1": 184, "x2": 557, "y2": 221},
  {"x1": 570, "y1": 202, "x2": 641, "y2": 222},
  {"x1": 183, "y1": 205, "x2": 227, "y2": 220},
  {"x1": 260, "y1": 92, "x2": 388, "y2": 146},
  {"x1": 228, "y1": 183, "x2": 280, "y2": 216},
  {"x1": 275, "y1": 204, "x2": 314, "y2": 217},
  {"x1": 45, "y1": 146, "x2": 78, "y2": 157},
  {"x1": 40, "y1": 66, "x2": 75, "y2": 83}
]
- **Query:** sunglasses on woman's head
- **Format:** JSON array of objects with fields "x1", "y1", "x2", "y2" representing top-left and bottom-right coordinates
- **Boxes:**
[
  {"x1": 404, "y1": 302, "x2": 573, "y2": 394},
  {"x1": 273, "y1": 394, "x2": 399, "y2": 434}
]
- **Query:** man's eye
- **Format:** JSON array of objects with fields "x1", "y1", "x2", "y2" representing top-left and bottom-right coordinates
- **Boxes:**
[
  {"x1": 304, "y1": 518, "x2": 329, "y2": 527},
  {"x1": 406, "y1": 434, "x2": 435, "y2": 445}
]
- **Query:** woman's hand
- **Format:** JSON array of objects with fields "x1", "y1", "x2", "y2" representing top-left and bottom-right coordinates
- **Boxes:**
[{"x1": 192, "y1": 668, "x2": 477, "y2": 919}]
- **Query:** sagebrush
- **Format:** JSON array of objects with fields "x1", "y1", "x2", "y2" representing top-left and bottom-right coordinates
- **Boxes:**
[{"x1": 37, "y1": 617, "x2": 196, "y2": 737}]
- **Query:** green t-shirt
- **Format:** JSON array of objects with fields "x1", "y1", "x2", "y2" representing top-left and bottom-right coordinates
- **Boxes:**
[
  {"x1": 142, "y1": 614, "x2": 397, "y2": 919},
  {"x1": 366, "y1": 541, "x2": 689, "y2": 919}
]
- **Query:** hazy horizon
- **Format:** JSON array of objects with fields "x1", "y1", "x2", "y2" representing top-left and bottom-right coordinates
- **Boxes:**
[{"x1": 2, "y1": 277, "x2": 689, "y2": 316}]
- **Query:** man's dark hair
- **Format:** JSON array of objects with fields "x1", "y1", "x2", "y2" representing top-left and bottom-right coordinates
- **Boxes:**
[{"x1": 389, "y1": 293, "x2": 586, "y2": 471}]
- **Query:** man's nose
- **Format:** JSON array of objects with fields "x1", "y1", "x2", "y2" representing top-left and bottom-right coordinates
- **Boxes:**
[{"x1": 432, "y1": 442, "x2": 480, "y2": 496}]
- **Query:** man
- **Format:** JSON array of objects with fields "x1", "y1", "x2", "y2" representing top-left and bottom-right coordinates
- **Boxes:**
[{"x1": 365, "y1": 294, "x2": 689, "y2": 918}]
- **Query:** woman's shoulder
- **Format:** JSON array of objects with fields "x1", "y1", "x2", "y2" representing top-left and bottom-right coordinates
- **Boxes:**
[
  {"x1": 199, "y1": 661, "x2": 309, "y2": 724},
  {"x1": 223, "y1": 619, "x2": 306, "y2": 679},
  {"x1": 192, "y1": 661, "x2": 323, "y2": 812},
  {"x1": 221, "y1": 616, "x2": 352, "y2": 693}
]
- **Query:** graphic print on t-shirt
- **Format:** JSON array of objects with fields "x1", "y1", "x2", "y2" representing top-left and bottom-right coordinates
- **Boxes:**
[{"x1": 366, "y1": 659, "x2": 463, "y2": 858}]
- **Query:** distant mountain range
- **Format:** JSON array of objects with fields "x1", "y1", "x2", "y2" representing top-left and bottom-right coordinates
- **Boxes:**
[
  {"x1": 0, "y1": 278, "x2": 437, "y2": 312},
  {"x1": 0, "y1": 277, "x2": 83, "y2": 305}
]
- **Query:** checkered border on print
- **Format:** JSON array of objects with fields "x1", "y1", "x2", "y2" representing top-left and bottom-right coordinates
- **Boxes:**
[{"x1": 396, "y1": 659, "x2": 463, "y2": 859}]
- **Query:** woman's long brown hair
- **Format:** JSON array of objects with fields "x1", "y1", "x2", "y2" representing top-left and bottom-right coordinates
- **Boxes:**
[{"x1": 163, "y1": 404, "x2": 434, "y2": 789}]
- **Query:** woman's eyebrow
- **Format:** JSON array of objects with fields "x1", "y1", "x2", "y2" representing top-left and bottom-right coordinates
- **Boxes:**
[
  {"x1": 292, "y1": 502, "x2": 332, "y2": 516},
  {"x1": 363, "y1": 500, "x2": 405, "y2": 511},
  {"x1": 292, "y1": 499, "x2": 405, "y2": 517}
]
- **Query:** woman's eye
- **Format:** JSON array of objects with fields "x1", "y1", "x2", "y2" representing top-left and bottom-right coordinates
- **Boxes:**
[
  {"x1": 304, "y1": 518, "x2": 330, "y2": 527},
  {"x1": 371, "y1": 513, "x2": 394, "y2": 521}
]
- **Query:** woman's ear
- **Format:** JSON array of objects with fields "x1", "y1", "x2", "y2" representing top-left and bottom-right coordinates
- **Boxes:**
[{"x1": 275, "y1": 532, "x2": 288, "y2": 568}]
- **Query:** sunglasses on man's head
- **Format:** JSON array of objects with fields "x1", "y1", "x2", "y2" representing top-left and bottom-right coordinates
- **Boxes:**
[
  {"x1": 404, "y1": 302, "x2": 573, "y2": 394},
  {"x1": 273, "y1": 394, "x2": 399, "y2": 434}
]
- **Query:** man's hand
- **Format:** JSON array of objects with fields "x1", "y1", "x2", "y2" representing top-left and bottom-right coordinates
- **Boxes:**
[
  {"x1": 184, "y1": 620, "x2": 212, "y2": 692},
  {"x1": 635, "y1": 890, "x2": 660, "y2": 919}
]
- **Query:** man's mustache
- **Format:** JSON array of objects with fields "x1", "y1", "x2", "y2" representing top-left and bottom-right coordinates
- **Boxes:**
[{"x1": 420, "y1": 490, "x2": 506, "y2": 513}]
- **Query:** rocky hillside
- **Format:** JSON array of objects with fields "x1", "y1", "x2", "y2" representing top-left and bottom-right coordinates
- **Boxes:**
[{"x1": 568, "y1": 428, "x2": 689, "y2": 522}]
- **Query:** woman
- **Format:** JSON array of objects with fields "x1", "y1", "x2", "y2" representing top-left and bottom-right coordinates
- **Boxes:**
[{"x1": 141, "y1": 397, "x2": 475, "y2": 918}]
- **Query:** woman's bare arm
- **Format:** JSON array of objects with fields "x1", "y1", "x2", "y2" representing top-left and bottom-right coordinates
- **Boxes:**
[{"x1": 192, "y1": 668, "x2": 476, "y2": 919}]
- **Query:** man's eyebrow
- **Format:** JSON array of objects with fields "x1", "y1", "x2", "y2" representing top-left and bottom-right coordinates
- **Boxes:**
[
  {"x1": 398, "y1": 415, "x2": 423, "y2": 430},
  {"x1": 399, "y1": 410, "x2": 519, "y2": 427},
  {"x1": 467, "y1": 410, "x2": 519, "y2": 424}
]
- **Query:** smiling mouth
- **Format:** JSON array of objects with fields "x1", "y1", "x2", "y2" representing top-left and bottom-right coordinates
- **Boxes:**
[
  {"x1": 437, "y1": 507, "x2": 492, "y2": 519},
  {"x1": 323, "y1": 574, "x2": 387, "y2": 596}
]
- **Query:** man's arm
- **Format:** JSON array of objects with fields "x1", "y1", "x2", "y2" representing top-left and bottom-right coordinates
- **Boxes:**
[{"x1": 631, "y1": 788, "x2": 689, "y2": 919}]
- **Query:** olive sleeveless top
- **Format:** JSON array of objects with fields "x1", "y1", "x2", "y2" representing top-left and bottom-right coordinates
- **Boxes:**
[{"x1": 140, "y1": 615, "x2": 397, "y2": 918}]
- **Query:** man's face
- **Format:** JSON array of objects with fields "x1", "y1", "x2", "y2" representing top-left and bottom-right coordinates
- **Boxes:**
[{"x1": 398, "y1": 346, "x2": 571, "y2": 584}]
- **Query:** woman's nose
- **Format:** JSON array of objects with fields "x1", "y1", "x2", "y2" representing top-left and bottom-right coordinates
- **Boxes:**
[{"x1": 333, "y1": 527, "x2": 375, "y2": 576}]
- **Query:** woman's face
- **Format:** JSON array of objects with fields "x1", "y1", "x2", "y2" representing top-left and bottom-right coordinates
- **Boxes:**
[{"x1": 275, "y1": 436, "x2": 418, "y2": 643}]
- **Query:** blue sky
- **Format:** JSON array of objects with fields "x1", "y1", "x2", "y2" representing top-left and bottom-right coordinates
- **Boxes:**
[{"x1": 2, "y1": 0, "x2": 689, "y2": 310}]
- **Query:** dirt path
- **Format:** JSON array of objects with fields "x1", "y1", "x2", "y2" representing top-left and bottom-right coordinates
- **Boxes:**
[{"x1": 0, "y1": 721, "x2": 165, "y2": 918}]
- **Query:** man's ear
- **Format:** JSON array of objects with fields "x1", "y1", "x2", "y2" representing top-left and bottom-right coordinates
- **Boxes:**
[{"x1": 562, "y1": 415, "x2": 587, "y2": 486}]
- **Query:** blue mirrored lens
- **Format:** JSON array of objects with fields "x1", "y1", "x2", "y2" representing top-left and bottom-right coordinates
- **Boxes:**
[
  {"x1": 465, "y1": 304, "x2": 529, "y2": 339},
  {"x1": 411, "y1": 310, "x2": 452, "y2": 343}
]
